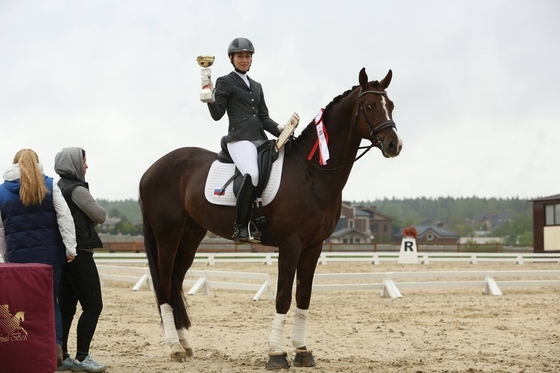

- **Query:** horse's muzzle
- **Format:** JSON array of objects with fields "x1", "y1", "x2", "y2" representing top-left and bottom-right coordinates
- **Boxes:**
[{"x1": 382, "y1": 133, "x2": 403, "y2": 158}]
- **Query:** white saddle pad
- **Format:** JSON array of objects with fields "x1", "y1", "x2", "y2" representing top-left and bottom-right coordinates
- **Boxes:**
[{"x1": 204, "y1": 147, "x2": 285, "y2": 206}]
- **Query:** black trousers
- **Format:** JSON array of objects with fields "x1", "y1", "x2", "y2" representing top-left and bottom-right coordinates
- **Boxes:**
[{"x1": 59, "y1": 250, "x2": 103, "y2": 361}]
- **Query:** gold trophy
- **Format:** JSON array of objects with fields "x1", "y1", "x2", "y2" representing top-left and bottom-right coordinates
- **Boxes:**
[{"x1": 197, "y1": 55, "x2": 215, "y2": 103}]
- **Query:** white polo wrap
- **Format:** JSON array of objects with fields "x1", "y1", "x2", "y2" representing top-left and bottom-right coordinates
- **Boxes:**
[{"x1": 291, "y1": 307, "x2": 308, "y2": 348}]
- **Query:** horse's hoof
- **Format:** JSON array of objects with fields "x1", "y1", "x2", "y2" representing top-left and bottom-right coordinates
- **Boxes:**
[
  {"x1": 170, "y1": 342, "x2": 187, "y2": 362},
  {"x1": 293, "y1": 350, "x2": 316, "y2": 367},
  {"x1": 179, "y1": 338, "x2": 193, "y2": 357},
  {"x1": 266, "y1": 352, "x2": 290, "y2": 370}
]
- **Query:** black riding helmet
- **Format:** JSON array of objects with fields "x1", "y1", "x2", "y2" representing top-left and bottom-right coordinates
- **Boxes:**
[
  {"x1": 228, "y1": 37, "x2": 254, "y2": 73},
  {"x1": 228, "y1": 37, "x2": 255, "y2": 56}
]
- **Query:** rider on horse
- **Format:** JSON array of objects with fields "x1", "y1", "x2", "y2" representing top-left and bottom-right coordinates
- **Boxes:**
[{"x1": 206, "y1": 37, "x2": 285, "y2": 244}]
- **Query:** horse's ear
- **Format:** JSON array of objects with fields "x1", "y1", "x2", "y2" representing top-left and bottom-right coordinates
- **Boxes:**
[
  {"x1": 359, "y1": 67, "x2": 368, "y2": 89},
  {"x1": 379, "y1": 69, "x2": 393, "y2": 90}
]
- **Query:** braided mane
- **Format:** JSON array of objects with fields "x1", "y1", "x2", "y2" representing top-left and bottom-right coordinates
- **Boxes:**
[{"x1": 297, "y1": 80, "x2": 380, "y2": 138}]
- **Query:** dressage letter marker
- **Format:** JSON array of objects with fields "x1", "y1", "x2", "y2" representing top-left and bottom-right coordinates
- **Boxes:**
[{"x1": 398, "y1": 237, "x2": 419, "y2": 264}]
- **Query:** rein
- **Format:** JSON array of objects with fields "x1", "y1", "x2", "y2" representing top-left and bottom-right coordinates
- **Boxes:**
[{"x1": 295, "y1": 140, "x2": 375, "y2": 171}]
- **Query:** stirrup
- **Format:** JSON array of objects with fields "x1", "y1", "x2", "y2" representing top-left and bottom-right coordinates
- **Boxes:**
[{"x1": 248, "y1": 221, "x2": 262, "y2": 244}]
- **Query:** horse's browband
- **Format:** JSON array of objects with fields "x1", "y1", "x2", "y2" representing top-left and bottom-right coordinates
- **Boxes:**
[{"x1": 358, "y1": 90, "x2": 387, "y2": 97}]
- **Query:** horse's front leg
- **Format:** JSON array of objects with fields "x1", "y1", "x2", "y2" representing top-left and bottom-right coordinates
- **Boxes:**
[
  {"x1": 289, "y1": 244, "x2": 321, "y2": 367},
  {"x1": 265, "y1": 243, "x2": 321, "y2": 369},
  {"x1": 265, "y1": 246, "x2": 299, "y2": 370}
]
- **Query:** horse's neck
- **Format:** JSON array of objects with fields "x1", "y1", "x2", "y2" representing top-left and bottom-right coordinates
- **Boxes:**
[
  {"x1": 295, "y1": 93, "x2": 362, "y2": 195},
  {"x1": 320, "y1": 94, "x2": 362, "y2": 166}
]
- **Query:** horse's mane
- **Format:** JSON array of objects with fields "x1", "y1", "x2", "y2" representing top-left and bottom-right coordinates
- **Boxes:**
[{"x1": 296, "y1": 80, "x2": 380, "y2": 139}]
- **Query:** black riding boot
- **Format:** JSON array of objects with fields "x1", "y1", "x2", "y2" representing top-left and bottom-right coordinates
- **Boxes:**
[{"x1": 233, "y1": 174, "x2": 256, "y2": 243}]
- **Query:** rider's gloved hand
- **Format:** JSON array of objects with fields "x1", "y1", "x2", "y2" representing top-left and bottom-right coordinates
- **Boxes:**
[{"x1": 277, "y1": 123, "x2": 286, "y2": 132}]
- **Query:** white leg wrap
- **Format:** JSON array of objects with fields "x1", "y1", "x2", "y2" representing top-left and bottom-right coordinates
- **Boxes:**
[
  {"x1": 268, "y1": 313, "x2": 287, "y2": 354},
  {"x1": 177, "y1": 327, "x2": 187, "y2": 340},
  {"x1": 160, "y1": 303, "x2": 179, "y2": 346},
  {"x1": 291, "y1": 307, "x2": 308, "y2": 349}
]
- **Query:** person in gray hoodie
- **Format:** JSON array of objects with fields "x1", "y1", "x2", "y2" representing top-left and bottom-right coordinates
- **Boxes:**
[{"x1": 54, "y1": 147, "x2": 107, "y2": 373}]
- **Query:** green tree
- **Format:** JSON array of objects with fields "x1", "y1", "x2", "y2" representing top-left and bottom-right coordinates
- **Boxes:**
[
  {"x1": 447, "y1": 216, "x2": 475, "y2": 237},
  {"x1": 491, "y1": 213, "x2": 533, "y2": 244}
]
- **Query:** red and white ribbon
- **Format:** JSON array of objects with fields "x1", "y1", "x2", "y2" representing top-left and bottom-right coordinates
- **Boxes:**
[{"x1": 307, "y1": 108, "x2": 329, "y2": 165}]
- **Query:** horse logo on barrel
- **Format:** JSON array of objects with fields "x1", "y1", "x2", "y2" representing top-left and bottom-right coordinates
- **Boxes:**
[
  {"x1": 139, "y1": 67, "x2": 403, "y2": 369},
  {"x1": 0, "y1": 304, "x2": 28, "y2": 342}
]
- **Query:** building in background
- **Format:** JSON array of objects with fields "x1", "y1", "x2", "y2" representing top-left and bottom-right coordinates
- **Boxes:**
[
  {"x1": 407, "y1": 225, "x2": 460, "y2": 245},
  {"x1": 331, "y1": 202, "x2": 393, "y2": 242},
  {"x1": 531, "y1": 194, "x2": 560, "y2": 253}
]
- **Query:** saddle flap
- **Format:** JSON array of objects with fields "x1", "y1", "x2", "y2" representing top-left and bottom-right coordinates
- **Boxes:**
[{"x1": 204, "y1": 147, "x2": 285, "y2": 207}]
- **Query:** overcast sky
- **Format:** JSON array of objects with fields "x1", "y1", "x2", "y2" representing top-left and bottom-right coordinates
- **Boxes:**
[{"x1": 1, "y1": 0, "x2": 558, "y2": 202}]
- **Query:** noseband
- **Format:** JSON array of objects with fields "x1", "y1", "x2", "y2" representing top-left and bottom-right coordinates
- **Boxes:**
[{"x1": 354, "y1": 89, "x2": 397, "y2": 150}]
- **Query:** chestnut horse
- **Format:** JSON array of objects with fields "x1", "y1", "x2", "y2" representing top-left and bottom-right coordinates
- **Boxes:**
[{"x1": 139, "y1": 68, "x2": 402, "y2": 369}]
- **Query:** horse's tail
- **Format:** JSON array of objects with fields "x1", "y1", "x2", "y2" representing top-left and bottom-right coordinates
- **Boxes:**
[{"x1": 140, "y1": 197, "x2": 160, "y2": 304}]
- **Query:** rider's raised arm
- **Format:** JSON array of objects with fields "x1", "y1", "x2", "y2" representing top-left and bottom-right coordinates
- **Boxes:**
[{"x1": 207, "y1": 77, "x2": 232, "y2": 121}]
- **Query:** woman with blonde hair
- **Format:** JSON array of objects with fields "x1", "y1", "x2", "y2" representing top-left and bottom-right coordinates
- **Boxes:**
[{"x1": 0, "y1": 148, "x2": 77, "y2": 368}]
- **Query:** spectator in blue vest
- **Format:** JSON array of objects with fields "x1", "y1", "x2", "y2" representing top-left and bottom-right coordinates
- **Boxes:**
[
  {"x1": 0, "y1": 148, "x2": 77, "y2": 368},
  {"x1": 54, "y1": 147, "x2": 107, "y2": 373}
]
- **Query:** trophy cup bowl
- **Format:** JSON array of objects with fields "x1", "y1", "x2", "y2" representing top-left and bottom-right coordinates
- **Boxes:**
[
  {"x1": 197, "y1": 55, "x2": 215, "y2": 102},
  {"x1": 197, "y1": 55, "x2": 215, "y2": 68}
]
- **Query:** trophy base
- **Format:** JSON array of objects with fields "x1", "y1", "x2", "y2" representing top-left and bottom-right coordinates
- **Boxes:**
[{"x1": 200, "y1": 90, "x2": 215, "y2": 103}]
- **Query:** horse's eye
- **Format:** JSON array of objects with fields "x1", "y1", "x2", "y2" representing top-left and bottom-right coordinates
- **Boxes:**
[{"x1": 365, "y1": 104, "x2": 373, "y2": 110}]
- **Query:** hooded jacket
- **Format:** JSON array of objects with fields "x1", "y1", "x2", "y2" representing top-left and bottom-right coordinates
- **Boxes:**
[
  {"x1": 54, "y1": 147, "x2": 106, "y2": 251},
  {"x1": 0, "y1": 164, "x2": 77, "y2": 265}
]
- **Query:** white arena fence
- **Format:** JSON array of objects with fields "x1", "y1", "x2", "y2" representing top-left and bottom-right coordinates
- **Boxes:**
[
  {"x1": 91, "y1": 251, "x2": 560, "y2": 266},
  {"x1": 310, "y1": 270, "x2": 560, "y2": 298},
  {"x1": 91, "y1": 252, "x2": 560, "y2": 300},
  {"x1": 3, "y1": 252, "x2": 560, "y2": 265},
  {"x1": 97, "y1": 264, "x2": 273, "y2": 301}
]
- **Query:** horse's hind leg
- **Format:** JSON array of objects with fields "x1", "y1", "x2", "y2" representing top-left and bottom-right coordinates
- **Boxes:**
[
  {"x1": 173, "y1": 218, "x2": 207, "y2": 358},
  {"x1": 152, "y1": 218, "x2": 204, "y2": 362},
  {"x1": 154, "y1": 229, "x2": 188, "y2": 362}
]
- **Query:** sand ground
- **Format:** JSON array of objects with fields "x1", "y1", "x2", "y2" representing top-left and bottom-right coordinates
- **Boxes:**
[{"x1": 71, "y1": 261, "x2": 560, "y2": 373}]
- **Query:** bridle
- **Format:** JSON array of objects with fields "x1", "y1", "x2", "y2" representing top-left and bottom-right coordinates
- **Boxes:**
[
  {"x1": 295, "y1": 87, "x2": 399, "y2": 171},
  {"x1": 354, "y1": 88, "x2": 397, "y2": 150}
]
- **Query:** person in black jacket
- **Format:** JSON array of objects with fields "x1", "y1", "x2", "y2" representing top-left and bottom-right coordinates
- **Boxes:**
[
  {"x1": 207, "y1": 37, "x2": 284, "y2": 243},
  {"x1": 54, "y1": 147, "x2": 107, "y2": 373}
]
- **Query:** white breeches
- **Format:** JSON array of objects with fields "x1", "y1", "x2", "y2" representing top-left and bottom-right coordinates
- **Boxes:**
[{"x1": 227, "y1": 140, "x2": 265, "y2": 187}]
